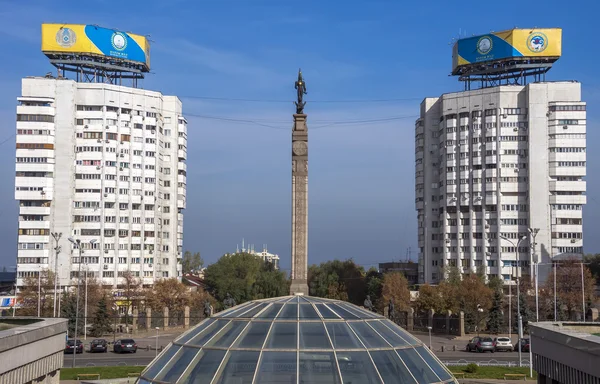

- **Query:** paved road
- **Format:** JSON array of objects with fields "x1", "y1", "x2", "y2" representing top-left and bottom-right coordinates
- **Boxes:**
[{"x1": 63, "y1": 348, "x2": 527, "y2": 368}]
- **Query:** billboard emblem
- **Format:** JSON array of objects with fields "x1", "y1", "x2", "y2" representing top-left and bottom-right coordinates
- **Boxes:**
[
  {"x1": 111, "y1": 32, "x2": 127, "y2": 51},
  {"x1": 55, "y1": 28, "x2": 76, "y2": 48},
  {"x1": 527, "y1": 32, "x2": 547, "y2": 53},
  {"x1": 476, "y1": 36, "x2": 493, "y2": 55}
]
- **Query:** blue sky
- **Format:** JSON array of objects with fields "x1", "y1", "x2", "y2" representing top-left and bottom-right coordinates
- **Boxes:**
[{"x1": 0, "y1": 0, "x2": 599, "y2": 272}]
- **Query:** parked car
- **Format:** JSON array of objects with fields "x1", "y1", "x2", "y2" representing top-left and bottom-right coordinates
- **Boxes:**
[
  {"x1": 514, "y1": 338, "x2": 530, "y2": 352},
  {"x1": 466, "y1": 336, "x2": 495, "y2": 353},
  {"x1": 114, "y1": 338, "x2": 137, "y2": 353},
  {"x1": 493, "y1": 337, "x2": 513, "y2": 352},
  {"x1": 90, "y1": 339, "x2": 108, "y2": 353},
  {"x1": 64, "y1": 339, "x2": 84, "y2": 354}
]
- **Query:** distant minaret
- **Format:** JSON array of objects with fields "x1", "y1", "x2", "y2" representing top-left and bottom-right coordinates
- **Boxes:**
[{"x1": 290, "y1": 69, "x2": 309, "y2": 296}]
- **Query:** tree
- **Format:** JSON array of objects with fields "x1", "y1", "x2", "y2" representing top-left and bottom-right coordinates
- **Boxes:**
[
  {"x1": 118, "y1": 272, "x2": 144, "y2": 324},
  {"x1": 487, "y1": 289, "x2": 504, "y2": 334},
  {"x1": 584, "y1": 253, "x2": 600, "y2": 284},
  {"x1": 327, "y1": 281, "x2": 349, "y2": 301},
  {"x1": 365, "y1": 268, "x2": 383, "y2": 307},
  {"x1": 145, "y1": 278, "x2": 191, "y2": 313},
  {"x1": 457, "y1": 275, "x2": 493, "y2": 333},
  {"x1": 540, "y1": 258, "x2": 596, "y2": 320},
  {"x1": 204, "y1": 252, "x2": 283, "y2": 305},
  {"x1": 182, "y1": 251, "x2": 204, "y2": 274},
  {"x1": 380, "y1": 272, "x2": 411, "y2": 312},
  {"x1": 17, "y1": 269, "x2": 56, "y2": 317},
  {"x1": 308, "y1": 259, "x2": 366, "y2": 305},
  {"x1": 90, "y1": 295, "x2": 112, "y2": 337},
  {"x1": 60, "y1": 291, "x2": 83, "y2": 337},
  {"x1": 415, "y1": 284, "x2": 444, "y2": 315}
]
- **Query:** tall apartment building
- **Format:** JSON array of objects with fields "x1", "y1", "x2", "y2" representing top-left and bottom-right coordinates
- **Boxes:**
[
  {"x1": 415, "y1": 82, "x2": 586, "y2": 284},
  {"x1": 15, "y1": 77, "x2": 188, "y2": 289}
]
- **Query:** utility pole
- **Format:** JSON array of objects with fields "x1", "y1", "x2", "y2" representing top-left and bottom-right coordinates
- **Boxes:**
[
  {"x1": 51, "y1": 232, "x2": 62, "y2": 318},
  {"x1": 554, "y1": 262, "x2": 557, "y2": 321},
  {"x1": 528, "y1": 228, "x2": 539, "y2": 322}
]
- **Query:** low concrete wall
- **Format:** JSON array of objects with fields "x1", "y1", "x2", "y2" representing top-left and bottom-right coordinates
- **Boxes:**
[{"x1": 0, "y1": 317, "x2": 68, "y2": 384}]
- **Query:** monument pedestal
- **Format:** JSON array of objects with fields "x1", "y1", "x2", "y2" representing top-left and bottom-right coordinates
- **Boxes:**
[{"x1": 290, "y1": 113, "x2": 309, "y2": 296}]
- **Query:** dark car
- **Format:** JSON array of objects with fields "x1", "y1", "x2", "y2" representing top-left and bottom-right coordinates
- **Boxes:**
[
  {"x1": 114, "y1": 338, "x2": 137, "y2": 353},
  {"x1": 514, "y1": 338, "x2": 530, "y2": 352},
  {"x1": 90, "y1": 339, "x2": 108, "y2": 353},
  {"x1": 65, "y1": 339, "x2": 84, "y2": 354},
  {"x1": 466, "y1": 336, "x2": 495, "y2": 353}
]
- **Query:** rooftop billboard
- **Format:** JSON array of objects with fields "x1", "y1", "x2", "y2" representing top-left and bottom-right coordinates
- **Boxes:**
[
  {"x1": 41, "y1": 24, "x2": 150, "y2": 71},
  {"x1": 452, "y1": 28, "x2": 562, "y2": 74}
]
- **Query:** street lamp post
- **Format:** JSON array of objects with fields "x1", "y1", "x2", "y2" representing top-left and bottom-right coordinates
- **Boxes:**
[
  {"x1": 499, "y1": 235, "x2": 526, "y2": 343},
  {"x1": 426, "y1": 326, "x2": 432, "y2": 350},
  {"x1": 528, "y1": 228, "x2": 539, "y2": 322},
  {"x1": 37, "y1": 266, "x2": 41, "y2": 318},
  {"x1": 84, "y1": 264, "x2": 88, "y2": 341},
  {"x1": 68, "y1": 237, "x2": 83, "y2": 369},
  {"x1": 68, "y1": 237, "x2": 96, "y2": 368},
  {"x1": 155, "y1": 327, "x2": 160, "y2": 358},
  {"x1": 51, "y1": 232, "x2": 62, "y2": 318}
]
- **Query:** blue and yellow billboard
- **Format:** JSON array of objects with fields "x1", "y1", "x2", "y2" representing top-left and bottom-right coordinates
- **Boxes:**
[
  {"x1": 452, "y1": 28, "x2": 562, "y2": 74},
  {"x1": 42, "y1": 24, "x2": 150, "y2": 71}
]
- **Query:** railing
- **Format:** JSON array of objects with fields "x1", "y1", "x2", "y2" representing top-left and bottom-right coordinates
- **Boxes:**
[{"x1": 441, "y1": 359, "x2": 531, "y2": 368}]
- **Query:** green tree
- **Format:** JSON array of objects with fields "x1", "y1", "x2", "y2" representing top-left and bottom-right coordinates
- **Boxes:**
[
  {"x1": 486, "y1": 289, "x2": 504, "y2": 334},
  {"x1": 415, "y1": 284, "x2": 444, "y2": 314},
  {"x1": 457, "y1": 275, "x2": 493, "y2": 333},
  {"x1": 380, "y1": 272, "x2": 411, "y2": 312},
  {"x1": 204, "y1": 252, "x2": 287, "y2": 306},
  {"x1": 182, "y1": 251, "x2": 204, "y2": 274},
  {"x1": 308, "y1": 259, "x2": 366, "y2": 305},
  {"x1": 60, "y1": 291, "x2": 84, "y2": 337},
  {"x1": 90, "y1": 295, "x2": 112, "y2": 337},
  {"x1": 365, "y1": 268, "x2": 383, "y2": 308},
  {"x1": 584, "y1": 253, "x2": 600, "y2": 284}
]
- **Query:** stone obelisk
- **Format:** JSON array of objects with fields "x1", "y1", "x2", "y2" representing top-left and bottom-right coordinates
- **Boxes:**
[{"x1": 290, "y1": 69, "x2": 309, "y2": 296}]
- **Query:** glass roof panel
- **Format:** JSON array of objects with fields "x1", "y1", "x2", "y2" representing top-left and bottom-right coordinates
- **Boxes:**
[
  {"x1": 178, "y1": 349, "x2": 227, "y2": 384},
  {"x1": 140, "y1": 344, "x2": 179, "y2": 380},
  {"x1": 257, "y1": 303, "x2": 283, "y2": 318},
  {"x1": 314, "y1": 304, "x2": 341, "y2": 319},
  {"x1": 370, "y1": 350, "x2": 417, "y2": 384},
  {"x1": 326, "y1": 304, "x2": 360, "y2": 319},
  {"x1": 205, "y1": 320, "x2": 249, "y2": 348},
  {"x1": 188, "y1": 319, "x2": 231, "y2": 346},
  {"x1": 142, "y1": 296, "x2": 455, "y2": 383},
  {"x1": 239, "y1": 302, "x2": 270, "y2": 318},
  {"x1": 266, "y1": 322, "x2": 297, "y2": 349},
  {"x1": 367, "y1": 320, "x2": 411, "y2": 347},
  {"x1": 233, "y1": 321, "x2": 271, "y2": 349},
  {"x1": 257, "y1": 351, "x2": 297, "y2": 383},
  {"x1": 299, "y1": 352, "x2": 341, "y2": 384},
  {"x1": 337, "y1": 351, "x2": 382, "y2": 384},
  {"x1": 338, "y1": 302, "x2": 380, "y2": 319},
  {"x1": 348, "y1": 321, "x2": 390, "y2": 348},
  {"x1": 214, "y1": 351, "x2": 259, "y2": 384},
  {"x1": 396, "y1": 348, "x2": 440, "y2": 383},
  {"x1": 381, "y1": 320, "x2": 420, "y2": 345},
  {"x1": 219, "y1": 301, "x2": 254, "y2": 317},
  {"x1": 325, "y1": 322, "x2": 364, "y2": 349},
  {"x1": 175, "y1": 318, "x2": 216, "y2": 344},
  {"x1": 298, "y1": 303, "x2": 320, "y2": 319},
  {"x1": 415, "y1": 346, "x2": 453, "y2": 381},
  {"x1": 154, "y1": 346, "x2": 200, "y2": 383},
  {"x1": 299, "y1": 322, "x2": 333, "y2": 349},
  {"x1": 277, "y1": 303, "x2": 299, "y2": 319}
]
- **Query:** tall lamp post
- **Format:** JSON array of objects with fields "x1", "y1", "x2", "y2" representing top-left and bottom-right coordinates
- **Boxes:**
[
  {"x1": 499, "y1": 235, "x2": 526, "y2": 342},
  {"x1": 51, "y1": 232, "x2": 62, "y2": 318},
  {"x1": 68, "y1": 237, "x2": 96, "y2": 368},
  {"x1": 527, "y1": 228, "x2": 539, "y2": 322}
]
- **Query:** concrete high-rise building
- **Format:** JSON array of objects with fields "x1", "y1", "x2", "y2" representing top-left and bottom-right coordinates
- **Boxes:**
[
  {"x1": 415, "y1": 82, "x2": 586, "y2": 284},
  {"x1": 15, "y1": 77, "x2": 187, "y2": 289}
]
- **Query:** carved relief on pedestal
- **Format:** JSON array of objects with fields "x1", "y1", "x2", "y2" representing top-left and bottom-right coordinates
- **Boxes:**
[
  {"x1": 292, "y1": 160, "x2": 297, "y2": 173},
  {"x1": 292, "y1": 141, "x2": 308, "y2": 156}
]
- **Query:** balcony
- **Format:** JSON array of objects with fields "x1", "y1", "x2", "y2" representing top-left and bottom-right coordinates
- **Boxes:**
[
  {"x1": 549, "y1": 195, "x2": 587, "y2": 205},
  {"x1": 549, "y1": 166, "x2": 586, "y2": 177},
  {"x1": 549, "y1": 180, "x2": 586, "y2": 192}
]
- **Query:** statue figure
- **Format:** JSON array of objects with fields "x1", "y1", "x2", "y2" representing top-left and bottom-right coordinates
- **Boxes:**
[
  {"x1": 294, "y1": 69, "x2": 307, "y2": 114},
  {"x1": 223, "y1": 292, "x2": 236, "y2": 309},
  {"x1": 203, "y1": 299, "x2": 212, "y2": 318},
  {"x1": 364, "y1": 295, "x2": 374, "y2": 312},
  {"x1": 388, "y1": 299, "x2": 395, "y2": 321}
]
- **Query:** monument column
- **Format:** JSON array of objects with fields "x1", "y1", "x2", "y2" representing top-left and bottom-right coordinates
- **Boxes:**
[{"x1": 290, "y1": 70, "x2": 309, "y2": 295}]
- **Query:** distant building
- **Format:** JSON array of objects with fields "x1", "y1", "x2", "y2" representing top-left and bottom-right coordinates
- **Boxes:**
[
  {"x1": 236, "y1": 240, "x2": 280, "y2": 270},
  {"x1": 378, "y1": 262, "x2": 419, "y2": 286}
]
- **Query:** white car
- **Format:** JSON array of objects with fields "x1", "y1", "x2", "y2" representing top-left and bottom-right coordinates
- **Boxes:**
[{"x1": 494, "y1": 337, "x2": 513, "y2": 352}]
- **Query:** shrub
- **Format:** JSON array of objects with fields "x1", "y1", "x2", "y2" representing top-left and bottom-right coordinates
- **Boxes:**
[{"x1": 465, "y1": 363, "x2": 479, "y2": 374}]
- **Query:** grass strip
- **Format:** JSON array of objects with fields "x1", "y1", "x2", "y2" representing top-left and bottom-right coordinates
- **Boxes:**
[
  {"x1": 449, "y1": 365, "x2": 537, "y2": 379},
  {"x1": 60, "y1": 366, "x2": 145, "y2": 380}
]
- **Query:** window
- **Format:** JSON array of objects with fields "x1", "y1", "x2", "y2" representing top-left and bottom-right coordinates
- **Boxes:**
[
  {"x1": 17, "y1": 114, "x2": 54, "y2": 122},
  {"x1": 549, "y1": 105, "x2": 586, "y2": 111}
]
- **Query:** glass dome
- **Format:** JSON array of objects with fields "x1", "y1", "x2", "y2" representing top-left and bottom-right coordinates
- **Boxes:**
[{"x1": 138, "y1": 295, "x2": 457, "y2": 384}]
